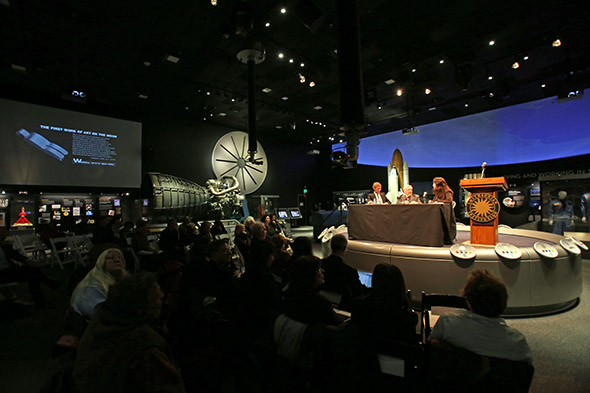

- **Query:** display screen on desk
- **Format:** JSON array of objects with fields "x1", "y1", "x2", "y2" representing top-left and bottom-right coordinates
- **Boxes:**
[
  {"x1": 288, "y1": 208, "x2": 301, "y2": 218},
  {"x1": 0, "y1": 98, "x2": 142, "y2": 187},
  {"x1": 278, "y1": 209, "x2": 288, "y2": 219}
]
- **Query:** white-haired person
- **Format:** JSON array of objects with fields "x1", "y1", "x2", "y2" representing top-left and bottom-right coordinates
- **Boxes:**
[{"x1": 71, "y1": 248, "x2": 128, "y2": 320}]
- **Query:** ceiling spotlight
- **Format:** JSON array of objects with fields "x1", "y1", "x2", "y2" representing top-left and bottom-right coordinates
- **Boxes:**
[
  {"x1": 278, "y1": 52, "x2": 284, "y2": 59},
  {"x1": 211, "y1": 0, "x2": 217, "y2": 5},
  {"x1": 309, "y1": 81, "x2": 315, "y2": 87},
  {"x1": 541, "y1": 83, "x2": 546, "y2": 88},
  {"x1": 488, "y1": 92, "x2": 494, "y2": 97},
  {"x1": 275, "y1": 125, "x2": 282, "y2": 129},
  {"x1": 488, "y1": 75, "x2": 493, "y2": 80},
  {"x1": 218, "y1": 112, "x2": 227, "y2": 117},
  {"x1": 488, "y1": 40, "x2": 495, "y2": 46},
  {"x1": 185, "y1": 106, "x2": 189, "y2": 110},
  {"x1": 464, "y1": 103, "x2": 469, "y2": 107},
  {"x1": 552, "y1": 39, "x2": 561, "y2": 47},
  {"x1": 523, "y1": 55, "x2": 529, "y2": 60},
  {"x1": 231, "y1": 98, "x2": 235, "y2": 102},
  {"x1": 511, "y1": 61, "x2": 520, "y2": 69},
  {"x1": 265, "y1": 22, "x2": 270, "y2": 27},
  {"x1": 411, "y1": 68, "x2": 416, "y2": 73},
  {"x1": 143, "y1": 61, "x2": 151, "y2": 67},
  {"x1": 299, "y1": 73, "x2": 306, "y2": 83},
  {"x1": 377, "y1": 105, "x2": 382, "y2": 110},
  {"x1": 281, "y1": 96, "x2": 288, "y2": 101},
  {"x1": 439, "y1": 59, "x2": 445, "y2": 64},
  {"x1": 428, "y1": 107, "x2": 437, "y2": 111},
  {"x1": 329, "y1": 136, "x2": 334, "y2": 141},
  {"x1": 280, "y1": 8, "x2": 286, "y2": 14},
  {"x1": 396, "y1": 89, "x2": 403, "y2": 96},
  {"x1": 138, "y1": 94, "x2": 148, "y2": 99},
  {"x1": 425, "y1": 88, "x2": 431, "y2": 95},
  {"x1": 384, "y1": 78, "x2": 396, "y2": 85},
  {"x1": 289, "y1": 58, "x2": 294, "y2": 63},
  {"x1": 314, "y1": 105, "x2": 323, "y2": 110},
  {"x1": 262, "y1": 87, "x2": 272, "y2": 93},
  {"x1": 300, "y1": 63, "x2": 305, "y2": 67},
  {"x1": 206, "y1": 91, "x2": 211, "y2": 95}
]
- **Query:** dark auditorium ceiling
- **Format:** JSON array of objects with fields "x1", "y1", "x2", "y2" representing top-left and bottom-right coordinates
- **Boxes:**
[{"x1": 1, "y1": 0, "x2": 589, "y2": 144}]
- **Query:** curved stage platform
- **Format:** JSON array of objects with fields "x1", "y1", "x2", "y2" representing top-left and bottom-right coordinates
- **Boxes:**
[{"x1": 346, "y1": 225, "x2": 584, "y2": 316}]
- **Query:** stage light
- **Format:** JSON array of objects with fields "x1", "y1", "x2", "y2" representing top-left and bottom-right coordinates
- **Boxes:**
[
  {"x1": 523, "y1": 55, "x2": 529, "y2": 60},
  {"x1": 396, "y1": 89, "x2": 403, "y2": 96},
  {"x1": 439, "y1": 59, "x2": 444, "y2": 64},
  {"x1": 282, "y1": 96, "x2": 288, "y2": 101},
  {"x1": 278, "y1": 52, "x2": 284, "y2": 59},
  {"x1": 262, "y1": 87, "x2": 272, "y2": 93},
  {"x1": 552, "y1": 39, "x2": 561, "y2": 47},
  {"x1": 411, "y1": 68, "x2": 416, "y2": 73},
  {"x1": 280, "y1": 8, "x2": 286, "y2": 14},
  {"x1": 300, "y1": 62, "x2": 305, "y2": 67},
  {"x1": 541, "y1": 83, "x2": 546, "y2": 88},
  {"x1": 289, "y1": 58, "x2": 294, "y2": 63},
  {"x1": 299, "y1": 73, "x2": 306, "y2": 83},
  {"x1": 488, "y1": 75, "x2": 493, "y2": 80},
  {"x1": 265, "y1": 22, "x2": 270, "y2": 27},
  {"x1": 425, "y1": 88, "x2": 431, "y2": 95},
  {"x1": 511, "y1": 61, "x2": 520, "y2": 69},
  {"x1": 211, "y1": 0, "x2": 217, "y2": 5},
  {"x1": 488, "y1": 40, "x2": 495, "y2": 46},
  {"x1": 309, "y1": 81, "x2": 315, "y2": 87}
]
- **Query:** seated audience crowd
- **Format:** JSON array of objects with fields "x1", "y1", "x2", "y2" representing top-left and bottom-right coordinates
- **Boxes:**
[{"x1": 26, "y1": 215, "x2": 532, "y2": 393}]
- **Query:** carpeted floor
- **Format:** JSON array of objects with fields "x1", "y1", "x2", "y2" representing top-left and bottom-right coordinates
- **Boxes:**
[{"x1": 0, "y1": 226, "x2": 588, "y2": 393}]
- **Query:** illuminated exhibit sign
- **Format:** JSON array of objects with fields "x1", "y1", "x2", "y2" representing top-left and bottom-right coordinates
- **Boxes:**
[
  {"x1": 356, "y1": 94, "x2": 590, "y2": 168},
  {"x1": 0, "y1": 98, "x2": 142, "y2": 187}
]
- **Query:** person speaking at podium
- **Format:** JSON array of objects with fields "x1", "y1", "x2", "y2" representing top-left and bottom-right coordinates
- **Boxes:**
[{"x1": 367, "y1": 182, "x2": 390, "y2": 204}]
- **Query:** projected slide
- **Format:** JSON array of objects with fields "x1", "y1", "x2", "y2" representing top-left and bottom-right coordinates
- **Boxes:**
[
  {"x1": 354, "y1": 94, "x2": 590, "y2": 168},
  {"x1": 0, "y1": 99, "x2": 142, "y2": 187}
]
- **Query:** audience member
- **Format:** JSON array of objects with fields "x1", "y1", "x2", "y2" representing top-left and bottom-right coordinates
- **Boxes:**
[
  {"x1": 159, "y1": 219, "x2": 186, "y2": 261},
  {"x1": 429, "y1": 269, "x2": 532, "y2": 363},
  {"x1": 118, "y1": 221, "x2": 135, "y2": 247},
  {"x1": 132, "y1": 221, "x2": 165, "y2": 271},
  {"x1": 250, "y1": 222, "x2": 267, "y2": 242},
  {"x1": 233, "y1": 223, "x2": 250, "y2": 259},
  {"x1": 75, "y1": 272, "x2": 185, "y2": 393},
  {"x1": 211, "y1": 220, "x2": 227, "y2": 238},
  {"x1": 284, "y1": 256, "x2": 340, "y2": 327},
  {"x1": 237, "y1": 240, "x2": 282, "y2": 340},
  {"x1": 269, "y1": 234, "x2": 291, "y2": 285},
  {"x1": 0, "y1": 228, "x2": 60, "y2": 308},
  {"x1": 178, "y1": 216, "x2": 197, "y2": 246},
  {"x1": 352, "y1": 263, "x2": 418, "y2": 344},
  {"x1": 319, "y1": 234, "x2": 367, "y2": 311},
  {"x1": 397, "y1": 184, "x2": 422, "y2": 204},
  {"x1": 190, "y1": 221, "x2": 213, "y2": 261},
  {"x1": 243, "y1": 216, "x2": 256, "y2": 235},
  {"x1": 70, "y1": 248, "x2": 128, "y2": 320},
  {"x1": 430, "y1": 176, "x2": 454, "y2": 204}
]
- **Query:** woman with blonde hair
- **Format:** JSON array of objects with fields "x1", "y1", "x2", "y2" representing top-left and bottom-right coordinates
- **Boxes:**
[{"x1": 71, "y1": 248, "x2": 128, "y2": 320}]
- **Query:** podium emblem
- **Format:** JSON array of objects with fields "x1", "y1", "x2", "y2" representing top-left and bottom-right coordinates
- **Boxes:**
[{"x1": 466, "y1": 193, "x2": 500, "y2": 223}]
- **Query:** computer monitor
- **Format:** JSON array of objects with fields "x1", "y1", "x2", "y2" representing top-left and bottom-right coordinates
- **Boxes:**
[
  {"x1": 277, "y1": 209, "x2": 288, "y2": 219},
  {"x1": 288, "y1": 208, "x2": 301, "y2": 219}
]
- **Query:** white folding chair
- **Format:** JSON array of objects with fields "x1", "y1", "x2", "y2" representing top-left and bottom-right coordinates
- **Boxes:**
[
  {"x1": 50, "y1": 237, "x2": 77, "y2": 269},
  {"x1": 13, "y1": 234, "x2": 49, "y2": 264}
]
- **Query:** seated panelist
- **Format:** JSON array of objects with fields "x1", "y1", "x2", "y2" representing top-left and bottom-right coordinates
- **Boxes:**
[
  {"x1": 367, "y1": 182, "x2": 390, "y2": 205},
  {"x1": 397, "y1": 185, "x2": 422, "y2": 204},
  {"x1": 429, "y1": 176, "x2": 454, "y2": 204}
]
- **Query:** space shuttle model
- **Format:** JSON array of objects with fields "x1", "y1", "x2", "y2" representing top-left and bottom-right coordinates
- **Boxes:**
[{"x1": 386, "y1": 148, "x2": 409, "y2": 203}]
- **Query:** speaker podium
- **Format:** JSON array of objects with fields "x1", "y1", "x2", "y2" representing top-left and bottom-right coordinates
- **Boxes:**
[{"x1": 460, "y1": 177, "x2": 508, "y2": 245}]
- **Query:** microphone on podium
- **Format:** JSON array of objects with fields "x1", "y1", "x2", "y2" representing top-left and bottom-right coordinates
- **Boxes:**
[{"x1": 481, "y1": 162, "x2": 487, "y2": 178}]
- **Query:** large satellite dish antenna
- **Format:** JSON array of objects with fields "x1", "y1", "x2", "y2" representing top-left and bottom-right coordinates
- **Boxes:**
[{"x1": 211, "y1": 131, "x2": 267, "y2": 194}]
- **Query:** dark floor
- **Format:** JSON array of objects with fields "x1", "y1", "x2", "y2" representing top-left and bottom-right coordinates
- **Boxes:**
[{"x1": 1, "y1": 226, "x2": 589, "y2": 393}]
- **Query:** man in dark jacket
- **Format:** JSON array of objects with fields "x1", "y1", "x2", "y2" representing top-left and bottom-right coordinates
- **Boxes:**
[{"x1": 319, "y1": 234, "x2": 367, "y2": 311}]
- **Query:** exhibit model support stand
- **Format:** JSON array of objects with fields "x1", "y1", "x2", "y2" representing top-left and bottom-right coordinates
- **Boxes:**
[{"x1": 460, "y1": 176, "x2": 508, "y2": 245}]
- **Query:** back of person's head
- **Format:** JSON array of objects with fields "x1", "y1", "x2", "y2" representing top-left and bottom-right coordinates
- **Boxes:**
[
  {"x1": 288, "y1": 255, "x2": 322, "y2": 290},
  {"x1": 199, "y1": 221, "x2": 211, "y2": 234},
  {"x1": 270, "y1": 234, "x2": 289, "y2": 251},
  {"x1": 244, "y1": 216, "x2": 256, "y2": 229},
  {"x1": 104, "y1": 272, "x2": 162, "y2": 319},
  {"x1": 246, "y1": 240, "x2": 275, "y2": 273},
  {"x1": 250, "y1": 222, "x2": 266, "y2": 240},
  {"x1": 330, "y1": 234, "x2": 348, "y2": 253},
  {"x1": 207, "y1": 238, "x2": 230, "y2": 259},
  {"x1": 291, "y1": 236, "x2": 312, "y2": 258},
  {"x1": 234, "y1": 223, "x2": 245, "y2": 236},
  {"x1": 371, "y1": 263, "x2": 409, "y2": 310},
  {"x1": 462, "y1": 269, "x2": 507, "y2": 317}
]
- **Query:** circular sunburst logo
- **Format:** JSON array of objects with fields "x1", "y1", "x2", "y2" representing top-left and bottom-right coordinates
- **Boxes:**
[{"x1": 466, "y1": 193, "x2": 500, "y2": 223}]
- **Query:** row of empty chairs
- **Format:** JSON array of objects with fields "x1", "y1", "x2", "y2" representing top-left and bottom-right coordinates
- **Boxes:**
[{"x1": 7, "y1": 233, "x2": 92, "y2": 269}]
